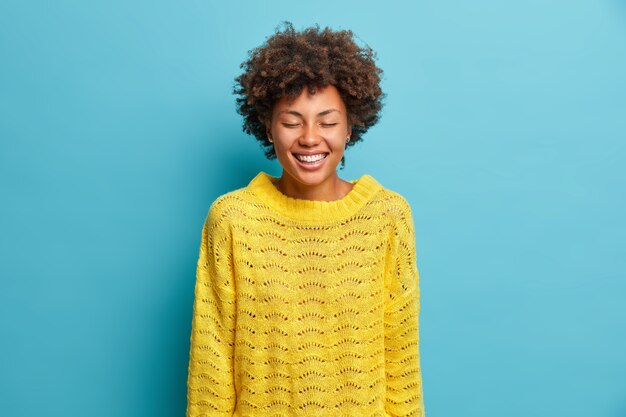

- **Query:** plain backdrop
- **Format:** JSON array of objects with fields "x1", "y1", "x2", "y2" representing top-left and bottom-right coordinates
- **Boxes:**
[{"x1": 1, "y1": 1, "x2": 625, "y2": 416}]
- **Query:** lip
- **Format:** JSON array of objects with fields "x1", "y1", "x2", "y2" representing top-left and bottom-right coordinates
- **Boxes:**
[{"x1": 291, "y1": 152, "x2": 329, "y2": 171}]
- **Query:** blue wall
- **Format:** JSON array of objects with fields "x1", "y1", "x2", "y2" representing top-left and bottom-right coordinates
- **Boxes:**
[{"x1": 1, "y1": 1, "x2": 625, "y2": 416}]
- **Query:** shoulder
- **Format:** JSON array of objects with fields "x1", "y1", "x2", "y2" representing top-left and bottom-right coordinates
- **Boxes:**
[
  {"x1": 208, "y1": 188, "x2": 245, "y2": 215},
  {"x1": 369, "y1": 179, "x2": 414, "y2": 222},
  {"x1": 204, "y1": 187, "x2": 250, "y2": 229},
  {"x1": 365, "y1": 179, "x2": 416, "y2": 241},
  {"x1": 371, "y1": 184, "x2": 417, "y2": 245}
]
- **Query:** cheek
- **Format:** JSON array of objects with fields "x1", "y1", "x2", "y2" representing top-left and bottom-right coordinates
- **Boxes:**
[
  {"x1": 330, "y1": 135, "x2": 348, "y2": 152},
  {"x1": 272, "y1": 128, "x2": 297, "y2": 145},
  {"x1": 272, "y1": 141, "x2": 294, "y2": 163},
  {"x1": 273, "y1": 137, "x2": 293, "y2": 153}
]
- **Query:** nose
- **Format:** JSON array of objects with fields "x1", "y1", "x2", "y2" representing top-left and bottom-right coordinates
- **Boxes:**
[{"x1": 299, "y1": 123, "x2": 322, "y2": 147}]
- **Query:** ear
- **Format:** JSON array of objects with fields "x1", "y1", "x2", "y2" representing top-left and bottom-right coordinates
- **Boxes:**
[
  {"x1": 259, "y1": 115, "x2": 273, "y2": 141},
  {"x1": 265, "y1": 124, "x2": 273, "y2": 142}
]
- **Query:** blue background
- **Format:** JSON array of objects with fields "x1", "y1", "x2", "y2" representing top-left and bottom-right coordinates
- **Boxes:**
[{"x1": 1, "y1": 1, "x2": 625, "y2": 416}]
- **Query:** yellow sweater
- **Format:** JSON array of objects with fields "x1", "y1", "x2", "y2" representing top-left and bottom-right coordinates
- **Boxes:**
[{"x1": 187, "y1": 171, "x2": 425, "y2": 417}]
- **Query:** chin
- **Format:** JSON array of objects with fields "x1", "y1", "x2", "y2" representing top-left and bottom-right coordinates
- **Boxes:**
[
  {"x1": 288, "y1": 166, "x2": 336, "y2": 185},
  {"x1": 290, "y1": 170, "x2": 326, "y2": 184}
]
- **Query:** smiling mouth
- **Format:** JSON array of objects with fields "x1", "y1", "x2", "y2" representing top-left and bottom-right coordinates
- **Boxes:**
[{"x1": 292, "y1": 153, "x2": 329, "y2": 163}]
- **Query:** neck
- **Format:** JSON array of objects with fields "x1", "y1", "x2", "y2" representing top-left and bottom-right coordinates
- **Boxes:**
[{"x1": 274, "y1": 171, "x2": 352, "y2": 202}]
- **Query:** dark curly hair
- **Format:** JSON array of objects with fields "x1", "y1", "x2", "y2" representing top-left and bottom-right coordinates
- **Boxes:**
[{"x1": 233, "y1": 21, "x2": 385, "y2": 169}]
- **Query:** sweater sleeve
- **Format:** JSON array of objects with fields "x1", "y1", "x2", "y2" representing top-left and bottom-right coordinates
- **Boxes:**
[
  {"x1": 384, "y1": 196, "x2": 426, "y2": 417},
  {"x1": 187, "y1": 201, "x2": 237, "y2": 417}
]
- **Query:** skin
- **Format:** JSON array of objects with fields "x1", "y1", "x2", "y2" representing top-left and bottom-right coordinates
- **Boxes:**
[{"x1": 265, "y1": 84, "x2": 354, "y2": 201}]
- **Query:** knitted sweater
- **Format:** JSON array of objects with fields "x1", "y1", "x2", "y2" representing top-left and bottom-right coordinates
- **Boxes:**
[{"x1": 187, "y1": 171, "x2": 425, "y2": 417}]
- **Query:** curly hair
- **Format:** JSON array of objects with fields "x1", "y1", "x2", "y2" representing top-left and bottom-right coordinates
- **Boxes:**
[{"x1": 233, "y1": 21, "x2": 385, "y2": 168}]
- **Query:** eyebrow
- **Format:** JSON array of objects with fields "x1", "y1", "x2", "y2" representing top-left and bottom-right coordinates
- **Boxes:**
[{"x1": 278, "y1": 109, "x2": 341, "y2": 117}]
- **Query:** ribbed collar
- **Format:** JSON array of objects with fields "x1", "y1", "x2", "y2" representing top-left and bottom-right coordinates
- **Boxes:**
[{"x1": 247, "y1": 171, "x2": 383, "y2": 223}]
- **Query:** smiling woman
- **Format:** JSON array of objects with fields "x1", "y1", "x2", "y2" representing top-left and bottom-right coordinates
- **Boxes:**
[
  {"x1": 267, "y1": 84, "x2": 354, "y2": 201},
  {"x1": 186, "y1": 21, "x2": 426, "y2": 417}
]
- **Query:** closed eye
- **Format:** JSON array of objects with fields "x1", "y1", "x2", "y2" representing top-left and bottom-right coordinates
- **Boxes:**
[{"x1": 281, "y1": 122, "x2": 338, "y2": 128}]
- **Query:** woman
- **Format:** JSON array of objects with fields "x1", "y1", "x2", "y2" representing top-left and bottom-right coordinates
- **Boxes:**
[{"x1": 187, "y1": 22, "x2": 425, "y2": 417}]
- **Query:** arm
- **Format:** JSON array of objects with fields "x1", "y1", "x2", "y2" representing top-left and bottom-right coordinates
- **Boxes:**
[
  {"x1": 187, "y1": 201, "x2": 237, "y2": 417},
  {"x1": 384, "y1": 197, "x2": 426, "y2": 416}
]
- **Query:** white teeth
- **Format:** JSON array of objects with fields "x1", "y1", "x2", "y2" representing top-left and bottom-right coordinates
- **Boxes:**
[{"x1": 295, "y1": 153, "x2": 327, "y2": 162}]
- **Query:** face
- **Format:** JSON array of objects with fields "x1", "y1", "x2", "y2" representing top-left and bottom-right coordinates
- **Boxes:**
[{"x1": 266, "y1": 84, "x2": 352, "y2": 187}]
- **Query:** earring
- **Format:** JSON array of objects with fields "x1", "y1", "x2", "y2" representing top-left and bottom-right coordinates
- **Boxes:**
[
  {"x1": 346, "y1": 136, "x2": 350, "y2": 143},
  {"x1": 268, "y1": 136, "x2": 273, "y2": 143}
]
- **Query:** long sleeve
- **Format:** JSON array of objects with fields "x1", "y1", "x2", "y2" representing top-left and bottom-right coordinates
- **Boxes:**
[
  {"x1": 187, "y1": 201, "x2": 237, "y2": 417},
  {"x1": 384, "y1": 197, "x2": 426, "y2": 417}
]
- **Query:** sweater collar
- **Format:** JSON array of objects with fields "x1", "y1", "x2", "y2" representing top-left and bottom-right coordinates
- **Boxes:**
[{"x1": 247, "y1": 171, "x2": 383, "y2": 223}]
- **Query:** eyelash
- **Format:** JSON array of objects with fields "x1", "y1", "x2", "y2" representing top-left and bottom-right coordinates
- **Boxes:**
[{"x1": 282, "y1": 123, "x2": 338, "y2": 128}]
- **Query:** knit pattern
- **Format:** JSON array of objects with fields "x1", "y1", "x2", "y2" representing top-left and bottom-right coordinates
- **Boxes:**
[{"x1": 187, "y1": 171, "x2": 425, "y2": 417}]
